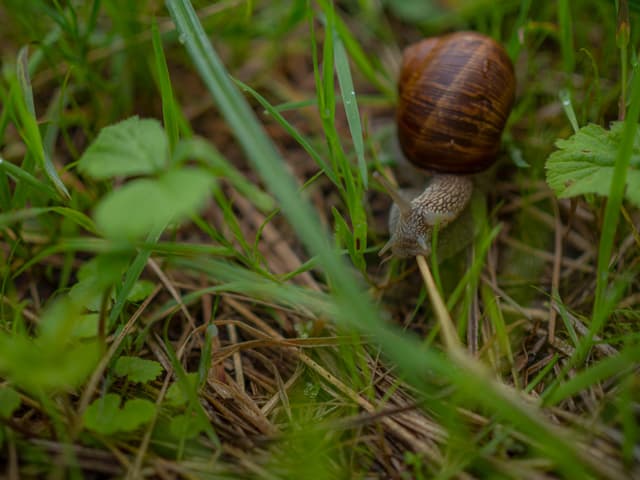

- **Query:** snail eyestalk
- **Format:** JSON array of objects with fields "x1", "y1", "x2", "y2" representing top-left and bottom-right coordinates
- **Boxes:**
[{"x1": 374, "y1": 172, "x2": 411, "y2": 215}]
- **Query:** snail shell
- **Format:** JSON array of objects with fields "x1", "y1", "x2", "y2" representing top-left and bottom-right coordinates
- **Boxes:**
[{"x1": 396, "y1": 31, "x2": 516, "y2": 174}]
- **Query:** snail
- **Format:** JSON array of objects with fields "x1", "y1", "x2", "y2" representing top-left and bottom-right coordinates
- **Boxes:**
[{"x1": 378, "y1": 31, "x2": 516, "y2": 259}]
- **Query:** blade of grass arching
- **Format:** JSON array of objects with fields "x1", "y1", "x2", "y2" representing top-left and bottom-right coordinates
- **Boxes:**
[
  {"x1": 166, "y1": 3, "x2": 600, "y2": 474},
  {"x1": 14, "y1": 48, "x2": 70, "y2": 200},
  {"x1": 151, "y1": 20, "x2": 180, "y2": 153},
  {"x1": 233, "y1": 79, "x2": 337, "y2": 186},
  {"x1": 333, "y1": 30, "x2": 367, "y2": 189},
  {"x1": 583, "y1": 62, "x2": 640, "y2": 363}
]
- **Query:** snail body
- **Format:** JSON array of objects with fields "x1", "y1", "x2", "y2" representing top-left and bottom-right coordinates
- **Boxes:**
[{"x1": 380, "y1": 31, "x2": 515, "y2": 259}]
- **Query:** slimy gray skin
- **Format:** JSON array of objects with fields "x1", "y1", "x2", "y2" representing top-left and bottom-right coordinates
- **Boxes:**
[{"x1": 378, "y1": 174, "x2": 473, "y2": 259}]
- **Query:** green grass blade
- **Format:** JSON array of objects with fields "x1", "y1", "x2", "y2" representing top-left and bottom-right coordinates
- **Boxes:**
[
  {"x1": 151, "y1": 20, "x2": 180, "y2": 153},
  {"x1": 559, "y1": 89, "x2": 579, "y2": 132},
  {"x1": 108, "y1": 226, "x2": 165, "y2": 330},
  {"x1": 315, "y1": 0, "x2": 393, "y2": 98},
  {"x1": 525, "y1": 354, "x2": 558, "y2": 394},
  {"x1": 333, "y1": 29, "x2": 367, "y2": 188},
  {"x1": 13, "y1": 47, "x2": 70, "y2": 200}
]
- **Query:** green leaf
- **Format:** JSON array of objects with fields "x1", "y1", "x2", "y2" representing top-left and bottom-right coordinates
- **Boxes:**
[
  {"x1": 69, "y1": 278, "x2": 109, "y2": 312},
  {"x1": 114, "y1": 356, "x2": 163, "y2": 383},
  {"x1": 0, "y1": 387, "x2": 21, "y2": 419},
  {"x1": 169, "y1": 412, "x2": 208, "y2": 440},
  {"x1": 71, "y1": 314, "x2": 99, "y2": 339},
  {"x1": 545, "y1": 122, "x2": 640, "y2": 207},
  {"x1": 84, "y1": 393, "x2": 156, "y2": 434},
  {"x1": 78, "y1": 117, "x2": 168, "y2": 180},
  {"x1": 0, "y1": 298, "x2": 101, "y2": 393},
  {"x1": 0, "y1": 333, "x2": 100, "y2": 393},
  {"x1": 68, "y1": 254, "x2": 129, "y2": 311},
  {"x1": 94, "y1": 168, "x2": 214, "y2": 239},
  {"x1": 126, "y1": 280, "x2": 156, "y2": 303},
  {"x1": 165, "y1": 372, "x2": 199, "y2": 407}
]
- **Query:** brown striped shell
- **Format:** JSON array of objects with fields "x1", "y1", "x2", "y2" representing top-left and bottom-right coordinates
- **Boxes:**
[{"x1": 397, "y1": 31, "x2": 516, "y2": 174}]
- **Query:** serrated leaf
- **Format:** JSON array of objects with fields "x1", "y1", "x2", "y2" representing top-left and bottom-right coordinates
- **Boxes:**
[
  {"x1": 84, "y1": 393, "x2": 155, "y2": 435},
  {"x1": 0, "y1": 387, "x2": 21, "y2": 419},
  {"x1": 545, "y1": 122, "x2": 640, "y2": 207},
  {"x1": 78, "y1": 117, "x2": 168, "y2": 180},
  {"x1": 114, "y1": 356, "x2": 163, "y2": 383},
  {"x1": 94, "y1": 168, "x2": 214, "y2": 239}
]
